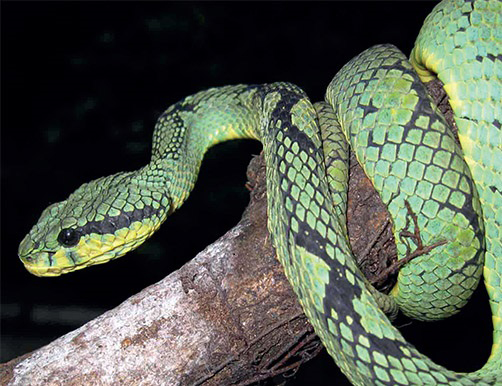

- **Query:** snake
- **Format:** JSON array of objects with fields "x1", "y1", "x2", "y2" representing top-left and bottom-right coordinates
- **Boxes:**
[{"x1": 18, "y1": 0, "x2": 501, "y2": 384}]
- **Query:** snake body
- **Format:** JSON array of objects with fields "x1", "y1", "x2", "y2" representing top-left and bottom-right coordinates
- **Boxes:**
[{"x1": 18, "y1": 0, "x2": 501, "y2": 384}]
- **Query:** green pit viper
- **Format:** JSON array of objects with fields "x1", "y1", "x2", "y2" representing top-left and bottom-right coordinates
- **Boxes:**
[{"x1": 18, "y1": 0, "x2": 501, "y2": 384}]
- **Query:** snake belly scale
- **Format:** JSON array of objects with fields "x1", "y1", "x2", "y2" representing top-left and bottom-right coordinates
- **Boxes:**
[{"x1": 18, "y1": 0, "x2": 501, "y2": 384}]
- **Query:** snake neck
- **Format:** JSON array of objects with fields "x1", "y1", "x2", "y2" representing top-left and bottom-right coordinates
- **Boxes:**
[{"x1": 150, "y1": 85, "x2": 263, "y2": 211}]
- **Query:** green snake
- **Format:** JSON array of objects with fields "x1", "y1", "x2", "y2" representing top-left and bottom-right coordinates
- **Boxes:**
[{"x1": 18, "y1": 0, "x2": 501, "y2": 384}]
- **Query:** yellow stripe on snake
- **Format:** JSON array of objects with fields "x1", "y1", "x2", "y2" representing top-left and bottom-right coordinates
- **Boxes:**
[{"x1": 18, "y1": 0, "x2": 501, "y2": 384}]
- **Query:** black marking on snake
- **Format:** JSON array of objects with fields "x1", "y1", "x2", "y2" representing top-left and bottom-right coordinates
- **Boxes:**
[
  {"x1": 264, "y1": 86, "x2": 321, "y2": 160},
  {"x1": 266, "y1": 86, "x2": 330, "y2": 269},
  {"x1": 67, "y1": 251, "x2": 78, "y2": 265},
  {"x1": 278, "y1": 96, "x2": 319, "y2": 146},
  {"x1": 319, "y1": 258, "x2": 459, "y2": 384},
  {"x1": 449, "y1": 256, "x2": 484, "y2": 277},
  {"x1": 490, "y1": 185, "x2": 501, "y2": 194},
  {"x1": 474, "y1": 54, "x2": 500, "y2": 64},
  {"x1": 486, "y1": 53, "x2": 501, "y2": 62},
  {"x1": 408, "y1": 84, "x2": 448, "y2": 135},
  {"x1": 365, "y1": 52, "x2": 430, "y2": 150},
  {"x1": 438, "y1": 194, "x2": 482, "y2": 256},
  {"x1": 263, "y1": 85, "x2": 305, "y2": 116},
  {"x1": 319, "y1": 252, "x2": 421, "y2": 383},
  {"x1": 156, "y1": 104, "x2": 186, "y2": 127},
  {"x1": 460, "y1": 115, "x2": 479, "y2": 124},
  {"x1": 295, "y1": 221, "x2": 330, "y2": 262},
  {"x1": 461, "y1": 1, "x2": 473, "y2": 26},
  {"x1": 359, "y1": 99, "x2": 378, "y2": 119},
  {"x1": 493, "y1": 120, "x2": 501, "y2": 129},
  {"x1": 170, "y1": 100, "x2": 196, "y2": 114},
  {"x1": 242, "y1": 84, "x2": 262, "y2": 94},
  {"x1": 47, "y1": 252, "x2": 55, "y2": 267},
  {"x1": 74, "y1": 204, "x2": 165, "y2": 237}
]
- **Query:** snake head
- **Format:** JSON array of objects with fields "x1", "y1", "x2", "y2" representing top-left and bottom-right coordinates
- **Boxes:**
[{"x1": 18, "y1": 172, "x2": 171, "y2": 277}]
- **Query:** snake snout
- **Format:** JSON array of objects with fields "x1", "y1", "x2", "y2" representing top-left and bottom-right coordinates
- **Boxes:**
[
  {"x1": 19, "y1": 250, "x2": 61, "y2": 277},
  {"x1": 18, "y1": 234, "x2": 63, "y2": 276},
  {"x1": 18, "y1": 234, "x2": 36, "y2": 260}
]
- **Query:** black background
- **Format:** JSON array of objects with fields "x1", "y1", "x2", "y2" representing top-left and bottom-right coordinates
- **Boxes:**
[{"x1": 1, "y1": 2, "x2": 492, "y2": 385}]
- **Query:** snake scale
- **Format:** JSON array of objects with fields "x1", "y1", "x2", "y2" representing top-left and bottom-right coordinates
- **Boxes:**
[{"x1": 18, "y1": 0, "x2": 501, "y2": 384}]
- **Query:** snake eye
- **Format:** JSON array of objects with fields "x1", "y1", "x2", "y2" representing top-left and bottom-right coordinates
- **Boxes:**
[{"x1": 57, "y1": 228, "x2": 80, "y2": 247}]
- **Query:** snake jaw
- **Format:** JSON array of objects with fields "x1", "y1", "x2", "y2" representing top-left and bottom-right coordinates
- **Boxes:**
[
  {"x1": 18, "y1": 248, "x2": 63, "y2": 277},
  {"x1": 23, "y1": 258, "x2": 64, "y2": 277}
]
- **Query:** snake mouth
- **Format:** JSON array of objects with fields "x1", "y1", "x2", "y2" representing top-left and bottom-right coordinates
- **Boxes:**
[
  {"x1": 21, "y1": 253, "x2": 108, "y2": 277},
  {"x1": 24, "y1": 264, "x2": 66, "y2": 277},
  {"x1": 23, "y1": 262, "x2": 100, "y2": 277},
  {"x1": 20, "y1": 248, "x2": 86, "y2": 277},
  {"x1": 20, "y1": 251, "x2": 65, "y2": 277},
  {"x1": 20, "y1": 234, "x2": 146, "y2": 277}
]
